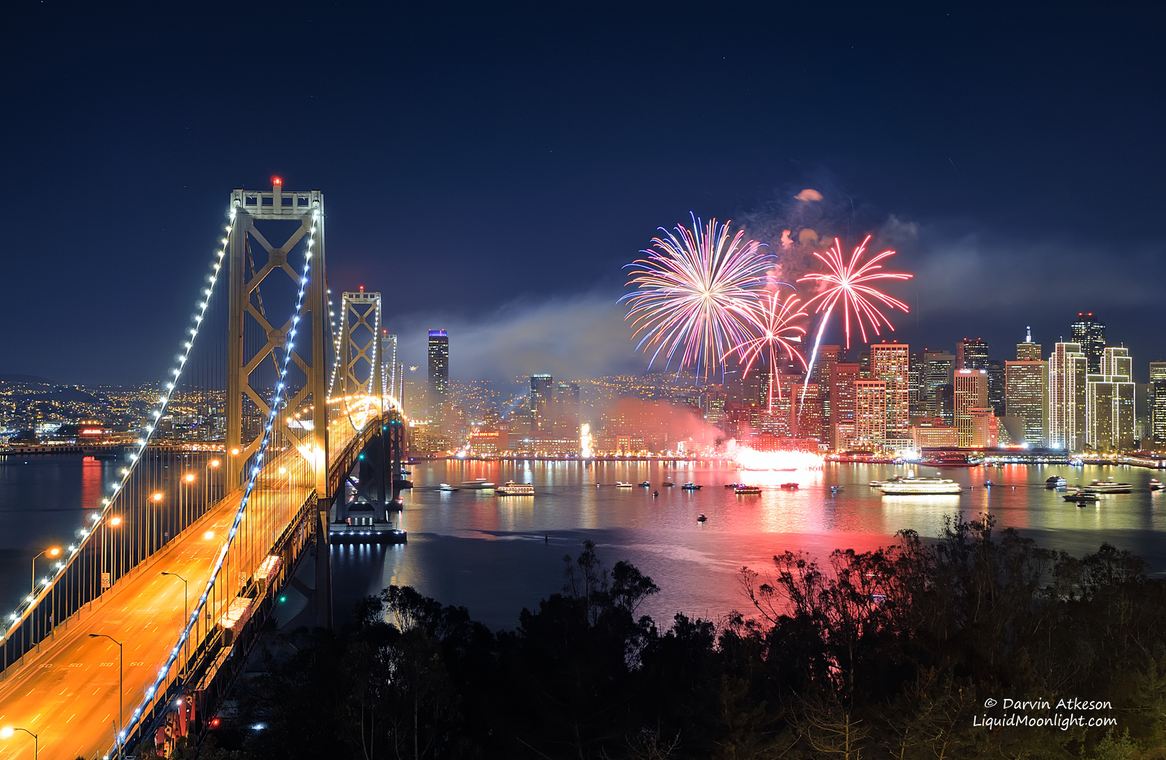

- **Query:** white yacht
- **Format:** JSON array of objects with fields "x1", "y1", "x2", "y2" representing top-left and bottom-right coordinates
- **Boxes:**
[
  {"x1": 496, "y1": 481, "x2": 535, "y2": 496},
  {"x1": 1081, "y1": 479, "x2": 1133, "y2": 495},
  {"x1": 879, "y1": 477, "x2": 962, "y2": 496}
]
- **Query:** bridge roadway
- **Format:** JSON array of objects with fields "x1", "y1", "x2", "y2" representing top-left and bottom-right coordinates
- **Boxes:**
[{"x1": 0, "y1": 418, "x2": 370, "y2": 759}]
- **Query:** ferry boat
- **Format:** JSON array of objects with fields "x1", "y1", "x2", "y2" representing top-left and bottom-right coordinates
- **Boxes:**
[
  {"x1": 734, "y1": 485, "x2": 762, "y2": 495},
  {"x1": 681, "y1": 482, "x2": 702, "y2": 491},
  {"x1": 460, "y1": 478, "x2": 495, "y2": 490},
  {"x1": 496, "y1": 481, "x2": 535, "y2": 496},
  {"x1": 1045, "y1": 476, "x2": 1067, "y2": 489},
  {"x1": 615, "y1": 481, "x2": 634, "y2": 488},
  {"x1": 437, "y1": 483, "x2": 459, "y2": 492},
  {"x1": 869, "y1": 476, "x2": 906, "y2": 489},
  {"x1": 879, "y1": 477, "x2": 962, "y2": 496},
  {"x1": 1081, "y1": 479, "x2": 1133, "y2": 495}
]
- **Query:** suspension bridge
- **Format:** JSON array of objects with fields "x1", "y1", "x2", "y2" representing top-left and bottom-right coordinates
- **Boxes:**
[{"x1": 0, "y1": 181, "x2": 409, "y2": 759}]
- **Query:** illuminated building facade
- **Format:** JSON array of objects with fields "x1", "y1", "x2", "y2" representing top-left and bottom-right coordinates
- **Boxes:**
[
  {"x1": 427, "y1": 329, "x2": 449, "y2": 405},
  {"x1": 1150, "y1": 361, "x2": 1166, "y2": 448},
  {"x1": 853, "y1": 379, "x2": 887, "y2": 450},
  {"x1": 830, "y1": 361, "x2": 860, "y2": 450},
  {"x1": 953, "y1": 368, "x2": 988, "y2": 448},
  {"x1": 871, "y1": 341, "x2": 910, "y2": 445},
  {"x1": 530, "y1": 374, "x2": 553, "y2": 433},
  {"x1": 956, "y1": 337, "x2": 990, "y2": 371},
  {"x1": 1016, "y1": 326, "x2": 1042, "y2": 361},
  {"x1": 1005, "y1": 359, "x2": 1046, "y2": 448},
  {"x1": 1085, "y1": 346, "x2": 1135, "y2": 451},
  {"x1": 1071, "y1": 311, "x2": 1106, "y2": 373},
  {"x1": 1048, "y1": 341, "x2": 1087, "y2": 451},
  {"x1": 917, "y1": 349, "x2": 955, "y2": 423}
]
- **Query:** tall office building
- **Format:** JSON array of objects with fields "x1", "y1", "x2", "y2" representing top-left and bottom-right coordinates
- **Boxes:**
[
  {"x1": 530, "y1": 374, "x2": 554, "y2": 433},
  {"x1": 1005, "y1": 359, "x2": 1045, "y2": 447},
  {"x1": 870, "y1": 342, "x2": 910, "y2": 443},
  {"x1": 853, "y1": 380, "x2": 888, "y2": 450},
  {"x1": 1071, "y1": 312, "x2": 1106, "y2": 373},
  {"x1": 953, "y1": 369, "x2": 988, "y2": 448},
  {"x1": 830, "y1": 361, "x2": 860, "y2": 450},
  {"x1": 956, "y1": 337, "x2": 990, "y2": 371},
  {"x1": 1150, "y1": 361, "x2": 1166, "y2": 447},
  {"x1": 813, "y1": 345, "x2": 841, "y2": 430},
  {"x1": 1086, "y1": 346, "x2": 1136, "y2": 451},
  {"x1": 1016, "y1": 326, "x2": 1042, "y2": 361},
  {"x1": 427, "y1": 329, "x2": 449, "y2": 406},
  {"x1": 987, "y1": 360, "x2": 1006, "y2": 417},
  {"x1": 918, "y1": 350, "x2": 956, "y2": 423},
  {"x1": 1048, "y1": 342, "x2": 1087, "y2": 451}
]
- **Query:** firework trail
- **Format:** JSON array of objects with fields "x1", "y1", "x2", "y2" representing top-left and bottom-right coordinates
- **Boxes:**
[
  {"x1": 727, "y1": 285, "x2": 808, "y2": 412},
  {"x1": 623, "y1": 213, "x2": 772, "y2": 381},
  {"x1": 797, "y1": 235, "x2": 913, "y2": 399}
]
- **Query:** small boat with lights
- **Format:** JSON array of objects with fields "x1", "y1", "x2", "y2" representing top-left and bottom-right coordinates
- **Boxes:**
[
  {"x1": 879, "y1": 477, "x2": 962, "y2": 496},
  {"x1": 639, "y1": 481, "x2": 651, "y2": 488},
  {"x1": 437, "y1": 483, "x2": 459, "y2": 492},
  {"x1": 681, "y1": 482, "x2": 702, "y2": 491},
  {"x1": 734, "y1": 485, "x2": 762, "y2": 495},
  {"x1": 496, "y1": 481, "x2": 535, "y2": 496},
  {"x1": 1045, "y1": 476, "x2": 1067, "y2": 489},
  {"x1": 779, "y1": 482, "x2": 799, "y2": 491},
  {"x1": 615, "y1": 481, "x2": 634, "y2": 488},
  {"x1": 1064, "y1": 490, "x2": 1099, "y2": 505},
  {"x1": 460, "y1": 478, "x2": 495, "y2": 490},
  {"x1": 1151, "y1": 478, "x2": 1163, "y2": 492}
]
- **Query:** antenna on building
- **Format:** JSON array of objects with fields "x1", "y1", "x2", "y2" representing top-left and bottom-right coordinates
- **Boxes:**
[{"x1": 1025, "y1": 325, "x2": 1032, "y2": 343}]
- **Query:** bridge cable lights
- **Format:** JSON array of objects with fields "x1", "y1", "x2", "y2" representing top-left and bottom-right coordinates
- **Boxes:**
[
  {"x1": 113, "y1": 204, "x2": 320, "y2": 756},
  {"x1": 2, "y1": 201, "x2": 235, "y2": 649}
]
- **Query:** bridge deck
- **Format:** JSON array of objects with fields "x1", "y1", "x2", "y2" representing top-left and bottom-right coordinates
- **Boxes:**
[{"x1": 0, "y1": 476, "x2": 313, "y2": 759}]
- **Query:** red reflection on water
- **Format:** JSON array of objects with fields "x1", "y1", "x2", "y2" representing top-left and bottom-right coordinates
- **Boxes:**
[{"x1": 80, "y1": 456, "x2": 103, "y2": 510}]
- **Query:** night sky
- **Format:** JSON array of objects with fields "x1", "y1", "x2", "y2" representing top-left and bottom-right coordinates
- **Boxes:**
[{"x1": 3, "y1": 2, "x2": 1163, "y2": 384}]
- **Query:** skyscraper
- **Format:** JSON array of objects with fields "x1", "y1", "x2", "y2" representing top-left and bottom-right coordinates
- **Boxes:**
[
  {"x1": 853, "y1": 379, "x2": 888, "y2": 450},
  {"x1": 1005, "y1": 359, "x2": 1045, "y2": 447},
  {"x1": 870, "y1": 342, "x2": 910, "y2": 444},
  {"x1": 813, "y1": 345, "x2": 840, "y2": 431},
  {"x1": 919, "y1": 350, "x2": 956, "y2": 422},
  {"x1": 1048, "y1": 341, "x2": 1087, "y2": 451},
  {"x1": 830, "y1": 361, "x2": 860, "y2": 450},
  {"x1": 1016, "y1": 326, "x2": 1042, "y2": 361},
  {"x1": 530, "y1": 374, "x2": 553, "y2": 432},
  {"x1": 956, "y1": 337, "x2": 990, "y2": 371},
  {"x1": 427, "y1": 330, "x2": 449, "y2": 409},
  {"x1": 1071, "y1": 312, "x2": 1106, "y2": 373},
  {"x1": 953, "y1": 369, "x2": 988, "y2": 448},
  {"x1": 1086, "y1": 346, "x2": 1136, "y2": 451},
  {"x1": 1150, "y1": 361, "x2": 1166, "y2": 447}
]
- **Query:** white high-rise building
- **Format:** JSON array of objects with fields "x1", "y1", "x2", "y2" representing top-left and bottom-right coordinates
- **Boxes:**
[
  {"x1": 1086, "y1": 346, "x2": 1136, "y2": 451},
  {"x1": 1048, "y1": 342, "x2": 1087, "y2": 451}
]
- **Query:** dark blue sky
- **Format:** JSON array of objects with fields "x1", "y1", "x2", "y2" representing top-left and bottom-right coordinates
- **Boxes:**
[{"x1": 3, "y1": 2, "x2": 1163, "y2": 383}]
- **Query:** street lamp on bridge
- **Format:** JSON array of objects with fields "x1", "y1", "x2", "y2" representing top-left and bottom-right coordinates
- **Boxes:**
[
  {"x1": 88, "y1": 632, "x2": 124, "y2": 759},
  {"x1": 31, "y1": 546, "x2": 60, "y2": 597},
  {"x1": 0, "y1": 725, "x2": 38, "y2": 759}
]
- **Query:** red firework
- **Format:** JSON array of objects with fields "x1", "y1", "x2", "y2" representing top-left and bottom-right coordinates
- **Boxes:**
[
  {"x1": 728, "y1": 286, "x2": 808, "y2": 412},
  {"x1": 797, "y1": 235, "x2": 912, "y2": 348}
]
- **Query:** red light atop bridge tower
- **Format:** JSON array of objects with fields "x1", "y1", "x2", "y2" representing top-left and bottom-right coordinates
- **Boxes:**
[{"x1": 271, "y1": 176, "x2": 283, "y2": 187}]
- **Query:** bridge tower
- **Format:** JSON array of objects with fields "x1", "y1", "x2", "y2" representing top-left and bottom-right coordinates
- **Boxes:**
[{"x1": 225, "y1": 180, "x2": 331, "y2": 625}]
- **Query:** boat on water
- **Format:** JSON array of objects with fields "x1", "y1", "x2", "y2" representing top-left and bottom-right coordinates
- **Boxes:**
[
  {"x1": 639, "y1": 481, "x2": 651, "y2": 488},
  {"x1": 724, "y1": 483, "x2": 742, "y2": 489},
  {"x1": 1045, "y1": 476, "x2": 1067, "y2": 489},
  {"x1": 662, "y1": 480, "x2": 675, "y2": 487},
  {"x1": 869, "y1": 476, "x2": 906, "y2": 489},
  {"x1": 460, "y1": 478, "x2": 495, "y2": 490},
  {"x1": 830, "y1": 485, "x2": 843, "y2": 494},
  {"x1": 779, "y1": 482, "x2": 799, "y2": 491},
  {"x1": 696, "y1": 514, "x2": 708, "y2": 523},
  {"x1": 437, "y1": 483, "x2": 459, "y2": 492},
  {"x1": 1064, "y1": 490, "x2": 1099, "y2": 504},
  {"x1": 734, "y1": 485, "x2": 762, "y2": 495},
  {"x1": 1081, "y1": 479, "x2": 1133, "y2": 495},
  {"x1": 681, "y1": 482, "x2": 702, "y2": 491},
  {"x1": 879, "y1": 477, "x2": 962, "y2": 496},
  {"x1": 496, "y1": 481, "x2": 535, "y2": 496},
  {"x1": 1151, "y1": 478, "x2": 1163, "y2": 492},
  {"x1": 615, "y1": 481, "x2": 634, "y2": 488}
]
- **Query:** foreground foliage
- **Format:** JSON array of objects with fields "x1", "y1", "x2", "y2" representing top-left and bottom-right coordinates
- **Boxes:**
[{"x1": 184, "y1": 517, "x2": 1166, "y2": 758}]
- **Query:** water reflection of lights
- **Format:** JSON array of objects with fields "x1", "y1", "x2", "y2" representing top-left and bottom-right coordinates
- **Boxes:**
[{"x1": 733, "y1": 447, "x2": 824, "y2": 472}]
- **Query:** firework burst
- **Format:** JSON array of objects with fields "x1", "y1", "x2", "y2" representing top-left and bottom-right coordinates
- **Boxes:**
[
  {"x1": 727, "y1": 285, "x2": 808, "y2": 412},
  {"x1": 797, "y1": 234, "x2": 912, "y2": 398},
  {"x1": 623, "y1": 214, "x2": 772, "y2": 380}
]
